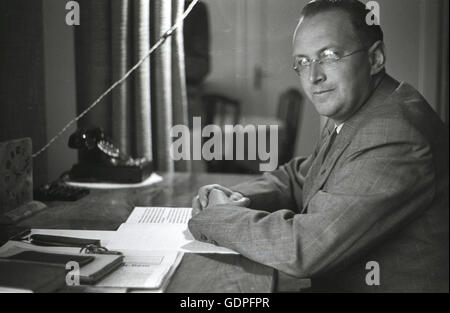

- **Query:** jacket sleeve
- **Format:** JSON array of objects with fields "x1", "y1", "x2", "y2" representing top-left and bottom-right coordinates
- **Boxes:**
[
  {"x1": 188, "y1": 126, "x2": 436, "y2": 278},
  {"x1": 230, "y1": 154, "x2": 315, "y2": 213},
  {"x1": 230, "y1": 123, "x2": 327, "y2": 213}
]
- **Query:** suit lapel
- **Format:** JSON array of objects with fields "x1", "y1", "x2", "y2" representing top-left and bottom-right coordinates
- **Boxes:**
[
  {"x1": 302, "y1": 121, "x2": 335, "y2": 212},
  {"x1": 303, "y1": 125, "x2": 353, "y2": 211},
  {"x1": 302, "y1": 74, "x2": 400, "y2": 212}
]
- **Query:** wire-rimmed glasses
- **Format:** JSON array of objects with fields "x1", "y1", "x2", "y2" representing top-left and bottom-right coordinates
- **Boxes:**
[{"x1": 293, "y1": 48, "x2": 366, "y2": 77}]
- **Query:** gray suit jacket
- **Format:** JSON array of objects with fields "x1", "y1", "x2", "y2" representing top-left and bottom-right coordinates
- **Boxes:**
[{"x1": 188, "y1": 74, "x2": 449, "y2": 292}]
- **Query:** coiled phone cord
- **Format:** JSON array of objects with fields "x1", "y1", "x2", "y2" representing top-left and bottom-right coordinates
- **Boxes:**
[{"x1": 32, "y1": 0, "x2": 200, "y2": 159}]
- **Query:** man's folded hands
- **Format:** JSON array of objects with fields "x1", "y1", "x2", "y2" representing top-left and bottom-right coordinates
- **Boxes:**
[{"x1": 192, "y1": 184, "x2": 251, "y2": 215}]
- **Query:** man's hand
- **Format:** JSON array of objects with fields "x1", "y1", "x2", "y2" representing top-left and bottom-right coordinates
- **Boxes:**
[
  {"x1": 206, "y1": 189, "x2": 251, "y2": 209},
  {"x1": 191, "y1": 184, "x2": 250, "y2": 214}
]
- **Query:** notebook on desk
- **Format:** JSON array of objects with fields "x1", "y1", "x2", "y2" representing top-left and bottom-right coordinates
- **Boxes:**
[
  {"x1": 0, "y1": 241, "x2": 123, "y2": 285},
  {"x1": 0, "y1": 259, "x2": 67, "y2": 293},
  {"x1": 3, "y1": 250, "x2": 95, "y2": 267}
]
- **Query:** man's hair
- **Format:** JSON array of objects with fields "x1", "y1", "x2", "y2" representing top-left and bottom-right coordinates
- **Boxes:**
[{"x1": 299, "y1": 0, "x2": 383, "y2": 48}]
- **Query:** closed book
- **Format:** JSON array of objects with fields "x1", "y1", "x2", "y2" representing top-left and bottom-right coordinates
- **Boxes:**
[
  {"x1": 4, "y1": 251, "x2": 95, "y2": 267},
  {"x1": 78, "y1": 254, "x2": 123, "y2": 284}
]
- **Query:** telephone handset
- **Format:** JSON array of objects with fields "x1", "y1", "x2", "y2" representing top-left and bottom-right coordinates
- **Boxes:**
[
  {"x1": 69, "y1": 127, "x2": 131, "y2": 166},
  {"x1": 67, "y1": 127, "x2": 152, "y2": 183}
]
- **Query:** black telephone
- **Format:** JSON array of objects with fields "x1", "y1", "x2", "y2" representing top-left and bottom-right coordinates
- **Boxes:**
[{"x1": 67, "y1": 127, "x2": 153, "y2": 183}]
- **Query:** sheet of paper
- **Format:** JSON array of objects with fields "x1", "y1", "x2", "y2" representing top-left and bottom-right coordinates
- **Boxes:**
[
  {"x1": 107, "y1": 207, "x2": 238, "y2": 254},
  {"x1": 0, "y1": 287, "x2": 33, "y2": 293},
  {"x1": 95, "y1": 251, "x2": 181, "y2": 289},
  {"x1": 125, "y1": 206, "x2": 192, "y2": 224},
  {"x1": 107, "y1": 224, "x2": 236, "y2": 254}
]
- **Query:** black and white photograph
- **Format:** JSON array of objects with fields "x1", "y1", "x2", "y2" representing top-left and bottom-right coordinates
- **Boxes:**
[{"x1": 0, "y1": 0, "x2": 448, "y2": 300}]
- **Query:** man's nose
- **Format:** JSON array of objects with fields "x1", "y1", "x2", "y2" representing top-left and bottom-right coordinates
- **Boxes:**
[{"x1": 308, "y1": 62, "x2": 326, "y2": 84}]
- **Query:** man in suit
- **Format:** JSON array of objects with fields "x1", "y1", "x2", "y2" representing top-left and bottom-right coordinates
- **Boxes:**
[{"x1": 188, "y1": 0, "x2": 449, "y2": 292}]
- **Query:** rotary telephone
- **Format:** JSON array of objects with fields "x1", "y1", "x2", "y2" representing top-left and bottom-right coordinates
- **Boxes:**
[{"x1": 67, "y1": 127, "x2": 152, "y2": 183}]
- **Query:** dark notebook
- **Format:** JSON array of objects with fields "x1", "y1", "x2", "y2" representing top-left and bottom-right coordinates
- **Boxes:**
[
  {"x1": 0, "y1": 259, "x2": 67, "y2": 292},
  {"x1": 0, "y1": 251, "x2": 123, "y2": 285},
  {"x1": 3, "y1": 251, "x2": 95, "y2": 267}
]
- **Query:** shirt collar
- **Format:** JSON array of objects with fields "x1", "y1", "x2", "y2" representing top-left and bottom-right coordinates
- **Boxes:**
[{"x1": 335, "y1": 123, "x2": 344, "y2": 134}]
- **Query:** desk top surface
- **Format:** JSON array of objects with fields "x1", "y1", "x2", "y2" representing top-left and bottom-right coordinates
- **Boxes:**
[{"x1": 17, "y1": 172, "x2": 281, "y2": 292}]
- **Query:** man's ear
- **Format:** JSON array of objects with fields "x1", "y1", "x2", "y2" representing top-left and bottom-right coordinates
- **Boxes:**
[{"x1": 368, "y1": 40, "x2": 386, "y2": 75}]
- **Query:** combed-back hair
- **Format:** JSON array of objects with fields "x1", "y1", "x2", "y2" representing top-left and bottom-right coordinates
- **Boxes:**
[{"x1": 299, "y1": 0, "x2": 383, "y2": 47}]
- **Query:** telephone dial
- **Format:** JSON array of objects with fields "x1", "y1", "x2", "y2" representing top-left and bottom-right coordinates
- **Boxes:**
[{"x1": 67, "y1": 127, "x2": 153, "y2": 183}]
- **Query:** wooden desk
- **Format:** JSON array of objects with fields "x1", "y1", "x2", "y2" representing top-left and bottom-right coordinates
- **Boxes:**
[{"x1": 16, "y1": 172, "x2": 300, "y2": 292}]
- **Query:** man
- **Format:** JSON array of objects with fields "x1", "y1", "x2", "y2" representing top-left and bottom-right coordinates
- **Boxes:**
[{"x1": 188, "y1": 0, "x2": 449, "y2": 292}]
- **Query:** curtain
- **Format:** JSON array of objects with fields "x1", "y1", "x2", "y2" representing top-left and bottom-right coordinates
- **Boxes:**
[
  {"x1": 75, "y1": 0, "x2": 190, "y2": 171},
  {"x1": 0, "y1": 0, "x2": 48, "y2": 187},
  {"x1": 171, "y1": 0, "x2": 191, "y2": 172},
  {"x1": 438, "y1": 0, "x2": 449, "y2": 126}
]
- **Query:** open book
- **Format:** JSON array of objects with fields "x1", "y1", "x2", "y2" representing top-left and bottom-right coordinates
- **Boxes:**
[{"x1": 106, "y1": 207, "x2": 237, "y2": 254}]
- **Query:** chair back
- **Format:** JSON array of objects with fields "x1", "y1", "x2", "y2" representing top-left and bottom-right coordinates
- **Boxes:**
[
  {"x1": 277, "y1": 88, "x2": 303, "y2": 163},
  {"x1": 202, "y1": 94, "x2": 240, "y2": 127}
]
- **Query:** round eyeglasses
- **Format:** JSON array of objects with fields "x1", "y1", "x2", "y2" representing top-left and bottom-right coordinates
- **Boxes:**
[{"x1": 293, "y1": 48, "x2": 366, "y2": 77}]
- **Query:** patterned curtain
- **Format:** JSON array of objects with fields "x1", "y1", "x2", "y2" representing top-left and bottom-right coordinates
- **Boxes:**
[{"x1": 75, "y1": 0, "x2": 190, "y2": 171}]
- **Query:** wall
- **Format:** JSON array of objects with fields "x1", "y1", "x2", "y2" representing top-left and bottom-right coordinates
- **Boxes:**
[
  {"x1": 202, "y1": 0, "x2": 320, "y2": 156},
  {"x1": 370, "y1": 0, "x2": 444, "y2": 114},
  {"x1": 203, "y1": 0, "x2": 444, "y2": 157},
  {"x1": 43, "y1": 0, "x2": 77, "y2": 182},
  {"x1": 264, "y1": 0, "x2": 318, "y2": 156},
  {"x1": 0, "y1": 0, "x2": 48, "y2": 187},
  {"x1": 39, "y1": 0, "x2": 445, "y2": 177}
]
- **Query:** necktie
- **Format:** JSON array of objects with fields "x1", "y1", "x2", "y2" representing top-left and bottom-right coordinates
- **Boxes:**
[{"x1": 321, "y1": 128, "x2": 338, "y2": 165}]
